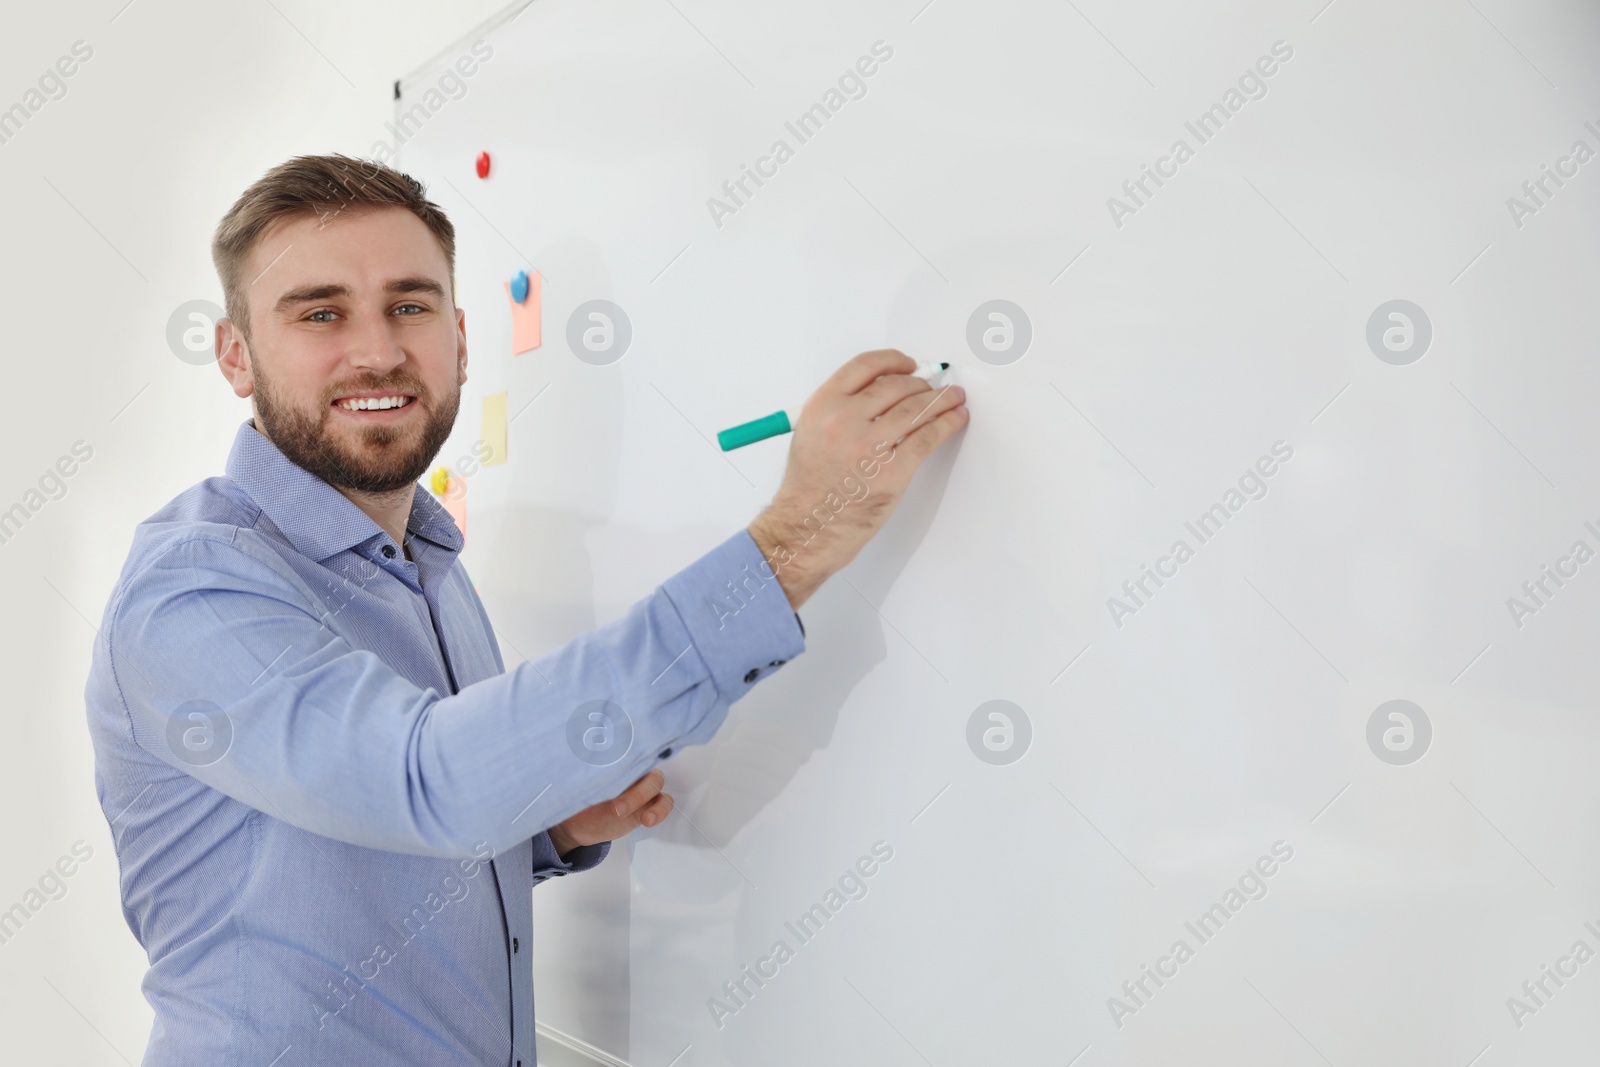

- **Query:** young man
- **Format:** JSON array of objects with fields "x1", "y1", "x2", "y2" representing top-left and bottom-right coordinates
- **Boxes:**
[{"x1": 84, "y1": 153, "x2": 967, "y2": 1065}]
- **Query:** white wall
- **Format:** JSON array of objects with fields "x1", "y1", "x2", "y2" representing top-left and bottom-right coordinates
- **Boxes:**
[{"x1": 0, "y1": 3, "x2": 521, "y2": 1061}]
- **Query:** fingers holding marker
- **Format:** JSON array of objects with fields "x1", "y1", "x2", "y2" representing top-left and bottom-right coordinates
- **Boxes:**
[
  {"x1": 881, "y1": 382, "x2": 967, "y2": 443},
  {"x1": 718, "y1": 357, "x2": 951, "y2": 451},
  {"x1": 855, "y1": 369, "x2": 933, "y2": 420},
  {"x1": 826, "y1": 349, "x2": 916, "y2": 397}
]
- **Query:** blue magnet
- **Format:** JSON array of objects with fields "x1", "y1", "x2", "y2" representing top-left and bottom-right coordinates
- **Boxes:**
[{"x1": 510, "y1": 270, "x2": 529, "y2": 304}]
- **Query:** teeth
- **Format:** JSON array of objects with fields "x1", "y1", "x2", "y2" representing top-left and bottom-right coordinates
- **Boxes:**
[{"x1": 338, "y1": 395, "x2": 412, "y2": 411}]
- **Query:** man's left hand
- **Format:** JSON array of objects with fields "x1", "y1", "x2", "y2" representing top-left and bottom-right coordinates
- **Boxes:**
[{"x1": 548, "y1": 768, "x2": 674, "y2": 857}]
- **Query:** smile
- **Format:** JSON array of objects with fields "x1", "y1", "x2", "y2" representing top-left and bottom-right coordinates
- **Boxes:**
[{"x1": 333, "y1": 394, "x2": 416, "y2": 412}]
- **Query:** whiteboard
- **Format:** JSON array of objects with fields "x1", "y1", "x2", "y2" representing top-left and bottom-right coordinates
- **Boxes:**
[{"x1": 398, "y1": 0, "x2": 1600, "y2": 1062}]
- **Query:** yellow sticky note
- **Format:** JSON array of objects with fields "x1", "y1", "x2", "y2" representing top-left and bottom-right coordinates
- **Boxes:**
[
  {"x1": 481, "y1": 392, "x2": 508, "y2": 467},
  {"x1": 505, "y1": 272, "x2": 542, "y2": 355}
]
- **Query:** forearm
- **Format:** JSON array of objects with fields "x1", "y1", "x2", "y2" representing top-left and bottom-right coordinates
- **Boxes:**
[{"x1": 747, "y1": 509, "x2": 837, "y2": 612}]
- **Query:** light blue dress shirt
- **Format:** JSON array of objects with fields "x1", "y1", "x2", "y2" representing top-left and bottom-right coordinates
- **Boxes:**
[{"x1": 84, "y1": 418, "x2": 806, "y2": 1066}]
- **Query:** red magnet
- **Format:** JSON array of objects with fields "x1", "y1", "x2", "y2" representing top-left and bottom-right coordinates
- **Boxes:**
[{"x1": 475, "y1": 151, "x2": 491, "y2": 179}]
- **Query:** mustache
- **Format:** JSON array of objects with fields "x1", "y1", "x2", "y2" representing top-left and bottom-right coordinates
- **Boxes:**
[{"x1": 326, "y1": 380, "x2": 428, "y2": 402}]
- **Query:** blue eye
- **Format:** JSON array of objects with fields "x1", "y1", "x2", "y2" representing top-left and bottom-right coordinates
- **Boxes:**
[
  {"x1": 307, "y1": 309, "x2": 336, "y2": 322},
  {"x1": 395, "y1": 303, "x2": 425, "y2": 315}
]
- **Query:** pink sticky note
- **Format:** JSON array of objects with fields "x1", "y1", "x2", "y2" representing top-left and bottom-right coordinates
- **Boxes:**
[
  {"x1": 443, "y1": 474, "x2": 468, "y2": 545},
  {"x1": 504, "y1": 272, "x2": 542, "y2": 354}
]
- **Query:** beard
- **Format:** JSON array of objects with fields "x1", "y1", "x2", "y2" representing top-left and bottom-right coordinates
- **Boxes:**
[{"x1": 249, "y1": 354, "x2": 460, "y2": 495}]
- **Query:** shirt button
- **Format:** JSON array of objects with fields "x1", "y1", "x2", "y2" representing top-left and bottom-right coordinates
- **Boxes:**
[
  {"x1": 768, "y1": 659, "x2": 786, "y2": 667},
  {"x1": 382, "y1": 544, "x2": 396, "y2": 558},
  {"x1": 658, "y1": 747, "x2": 672, "y2": 759},
  {"x1": 743, "y1": 668, "x2": 759, "y2": 683},
  {"x1": 513, "y1": 937, "x2": 519, "y2": 953}
]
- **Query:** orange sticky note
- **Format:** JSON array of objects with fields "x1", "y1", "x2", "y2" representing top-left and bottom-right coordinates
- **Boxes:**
[
  {"x1": 505, "y1": 272, "x2": 542, "y2": 354},
  {"x1": 443, "y1": 472, "x2": 468, "y2": 544}
]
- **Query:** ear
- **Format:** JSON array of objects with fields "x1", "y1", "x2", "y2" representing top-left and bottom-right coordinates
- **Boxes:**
[
  {"x1": 216, "y1": 318, "x2": 255, "y2": 399},
  {"x1": 455, "y1": 305, "x2": 469, "y2": 386}
]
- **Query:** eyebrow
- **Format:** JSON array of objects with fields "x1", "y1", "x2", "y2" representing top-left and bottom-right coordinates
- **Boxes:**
[{"x1": 273, "y1": 276, "x2": 446, "y2": 316}]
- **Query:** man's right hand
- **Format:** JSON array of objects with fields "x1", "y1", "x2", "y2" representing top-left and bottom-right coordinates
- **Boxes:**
[{"x1": 746, "y1": 349, "x2": 968, "y2": 611}]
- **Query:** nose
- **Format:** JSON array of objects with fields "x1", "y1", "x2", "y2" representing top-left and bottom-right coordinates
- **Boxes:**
[{"x1": 346, "y1": 306, "x2": 407, "y2": 376}]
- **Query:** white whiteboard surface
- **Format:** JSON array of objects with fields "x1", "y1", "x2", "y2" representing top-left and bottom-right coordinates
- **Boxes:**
[{"x1": 399, "y1": 0, "x2": 1600, "y2": 1062}]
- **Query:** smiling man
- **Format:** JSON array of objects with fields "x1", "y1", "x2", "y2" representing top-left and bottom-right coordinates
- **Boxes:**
[{"x1": 83, "y1": 153, "x2": 967, "y2": 1066}]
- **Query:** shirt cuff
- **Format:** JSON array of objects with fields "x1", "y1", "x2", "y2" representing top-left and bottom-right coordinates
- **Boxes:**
[
  {"x1": 531, "y1": 832, "x2": 611, "y2": 882},
  {"x1": 660, "y1": 528, "x2": 807, "y2": 715}
]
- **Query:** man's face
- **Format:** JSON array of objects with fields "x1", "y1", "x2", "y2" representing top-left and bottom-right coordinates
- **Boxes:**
[{"x1": 223, "y1": 205, "x2": 466, "y2": 494}]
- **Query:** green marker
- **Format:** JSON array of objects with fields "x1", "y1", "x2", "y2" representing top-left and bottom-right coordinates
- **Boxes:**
[
  {"x1": 717, "y1": 361, "x2": 950, "y2": 451},
  {"x1": 717, "y1": 410, "x2": 791, "y2": 451}
]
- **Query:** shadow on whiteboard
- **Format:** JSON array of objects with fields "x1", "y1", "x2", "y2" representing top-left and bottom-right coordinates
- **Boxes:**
[{"x1": 628, "y1": 417, "x2": 965, "y2": 898}]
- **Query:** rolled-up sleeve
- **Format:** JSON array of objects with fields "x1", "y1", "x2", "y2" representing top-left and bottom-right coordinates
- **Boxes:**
[{"x1": 107, "y1": 527, "x2": 805, "y2": 860}]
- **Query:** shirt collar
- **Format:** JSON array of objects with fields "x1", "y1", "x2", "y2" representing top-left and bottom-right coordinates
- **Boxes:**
[{"x1": 224, "y1": 418, "x2": 463, "y2": 563}]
